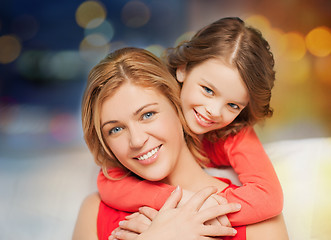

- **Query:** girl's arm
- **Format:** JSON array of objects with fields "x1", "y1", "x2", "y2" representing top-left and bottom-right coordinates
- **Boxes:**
[
  {"x1": 109, "y1": 186, "x2": 241, "y2": 240},
  {"x1": 203, "y1": 127, "x2": 283, "y2": 226},
  {"x1": 97, "y1": 168, "x2": 175, "y2": 212},
  {"x1": 98, "y1": 169, "x2": 226, "y2": 225}
]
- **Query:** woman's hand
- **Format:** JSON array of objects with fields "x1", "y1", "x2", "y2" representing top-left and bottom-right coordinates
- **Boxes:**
[{"x1": 109, "y1": 186, "x2": 240, "y2": 240}]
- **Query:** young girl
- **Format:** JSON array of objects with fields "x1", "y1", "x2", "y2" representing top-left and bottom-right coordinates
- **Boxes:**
[
  {"x1": 73, "y1": 47, "x2": 288, "y2": 240},
  {"x1": 97, "y1": 17, "x2": 283, "y2": 226}
]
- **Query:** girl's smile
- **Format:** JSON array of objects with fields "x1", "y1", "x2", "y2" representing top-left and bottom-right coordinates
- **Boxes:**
[
  {"x1": 193, "y1": 108, "x2": 217, "y2": 127},
  {"x1": 177, "y1": 58, "x2": 249, "y2": 135}
]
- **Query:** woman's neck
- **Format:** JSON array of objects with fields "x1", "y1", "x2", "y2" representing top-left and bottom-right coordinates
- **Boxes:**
[{"x1": 162, "y1": 145, "x2": 228, "y2": 193}]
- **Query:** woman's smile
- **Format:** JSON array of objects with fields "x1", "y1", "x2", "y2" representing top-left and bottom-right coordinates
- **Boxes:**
[
  {"x1": 101, "y1": 83, "x2": 189, "y2": 181},
  {"x1": 135, "y1": 144, "x2": 162, "y2": 165}
]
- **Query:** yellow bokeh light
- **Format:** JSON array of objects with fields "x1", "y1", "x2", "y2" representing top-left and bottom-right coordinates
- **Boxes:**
[
  {"x1": 283, "y1": 32, "x2": 306, "y2": 61},
  {"x1": 277, "y1": 56, "x2": 311, "y2": 86},
  {"x1": 266, "y1": 28, "x2": 286, "y2": 58},
  {"x1": 245, "y1": 15, "x2": 271, "y2": 35},
  {"x1": 305, "y1": 26, "x2": 331, "y2": 57},
  {"x1": 121, "y1": 0, "x2": 150, "y2": 28},
  {"x1": 0, "y1": 35, "x2": 22, "y2": 64},
  {"x1": 315, "y1": 56, "x2": 331, "y2": 85},
  {"x1": 75, "y1": 1, "x2": 106, "y2": 29}
]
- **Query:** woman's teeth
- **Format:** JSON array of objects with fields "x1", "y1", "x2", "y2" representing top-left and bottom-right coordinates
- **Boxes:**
[{"x1": 137, "y1": 146, "x2": 160, "y2": 161}]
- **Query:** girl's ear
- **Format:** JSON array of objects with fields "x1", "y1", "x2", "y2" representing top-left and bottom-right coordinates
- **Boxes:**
[{"x1": 176, "y1": 65, "x2": 186, "y2": 83}]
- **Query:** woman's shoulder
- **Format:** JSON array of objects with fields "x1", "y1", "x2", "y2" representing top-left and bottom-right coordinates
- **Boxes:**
[{"x1": 72, "y1": 192, "x2": 100, "y2": 240}]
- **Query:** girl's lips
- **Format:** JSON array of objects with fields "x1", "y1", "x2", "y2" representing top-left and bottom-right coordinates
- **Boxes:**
[
  {"x1": 134, "y1": 145, "x2": 162, "y2": 165},
  {"x1": 193, "y1": 109, "x2": 215, "y2": 127}
]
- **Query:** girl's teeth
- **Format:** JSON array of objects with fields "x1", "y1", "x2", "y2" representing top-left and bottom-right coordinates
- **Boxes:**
[{"x1": 197, "y1": 113, "x2": 211, "y2": 123}]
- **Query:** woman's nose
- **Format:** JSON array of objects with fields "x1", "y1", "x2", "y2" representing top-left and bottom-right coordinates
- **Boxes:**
[{"x1": 129, "y1": 126, "x2": 148, "y2": 149}]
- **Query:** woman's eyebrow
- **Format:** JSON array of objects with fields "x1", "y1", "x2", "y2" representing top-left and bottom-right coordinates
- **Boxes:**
[
  {"x1": 133, "y1": 103, "x2": 158, "y2": 116},
  {"x1": 101, "y1": 103, "x2": 158, "y2": 129},
  {"x1": 102, "y1": 120, "x2": 117, "y2": 129}
]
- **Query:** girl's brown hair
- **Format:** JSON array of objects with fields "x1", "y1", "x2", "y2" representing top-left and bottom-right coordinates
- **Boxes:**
[
  {"x1": 166, "y1": 17, "x2": 275, "y2": 140},
  {"x1": 81, "y1": 47, "x2": 207, "y2": 179}
]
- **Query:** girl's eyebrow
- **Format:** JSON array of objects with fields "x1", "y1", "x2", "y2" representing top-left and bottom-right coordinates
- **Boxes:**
[
  {"x1": 101, "y1": 103, "x2": 158, "y2": 129},
  {"x1": 201, "y1": 78, "x2": 218, "y2": 94}
]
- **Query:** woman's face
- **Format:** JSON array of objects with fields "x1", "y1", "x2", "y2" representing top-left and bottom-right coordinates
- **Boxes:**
[
  {"x1": 100, "y1": 83, "x2": 187, "y2": 181},
  {"x1": 177, "y1": 58, "x2": 249, "y2": 135}
]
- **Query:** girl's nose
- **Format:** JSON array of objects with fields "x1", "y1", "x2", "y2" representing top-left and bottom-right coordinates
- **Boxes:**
[{"x1": 205, "y1": 103, "x2": 223, "y2": 119}]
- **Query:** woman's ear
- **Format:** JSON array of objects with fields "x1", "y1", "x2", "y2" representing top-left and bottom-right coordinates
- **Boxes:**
[{"x1": 176, "y1": 65, "x2": 186, "y2": 83}]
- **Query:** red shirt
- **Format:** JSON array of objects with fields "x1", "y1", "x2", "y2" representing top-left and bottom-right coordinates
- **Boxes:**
[
  {"x1": 97, "y1": 178, "x2": 246, "y2": 240},
  {"x1": 98, "y1": 127, "x2": 283, "y2": 226}
]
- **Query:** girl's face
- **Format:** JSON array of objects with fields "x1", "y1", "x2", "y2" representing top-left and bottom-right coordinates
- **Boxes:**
[
  {"x1": 177, "y1": 58, "x2": 249, "y2": 135},
  {"x1": 100, "y1": 83, "x2": 187, "y2": 181}
]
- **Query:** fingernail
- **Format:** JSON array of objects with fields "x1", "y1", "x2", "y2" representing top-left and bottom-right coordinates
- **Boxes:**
[
  {"x1": 235, "y1": 204, "x2": 241, "y2": 210},
  {"x1": 172, "y1": 185, "x2": 180, "y2": 194},
  {"x1": 233, "y1": 228, "x2": 237, "y2": 235},
  {"x1": 118, "y1": 220, "x2": 125, "y2": 226}
]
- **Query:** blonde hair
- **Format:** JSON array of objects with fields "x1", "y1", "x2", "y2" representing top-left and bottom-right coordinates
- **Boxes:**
[
  {"x1": 81, "y1": 47, "x2": 207, "y2": 179},
  {"x1": 166, "y1": 17, "x2": 275, "y2": 140}
]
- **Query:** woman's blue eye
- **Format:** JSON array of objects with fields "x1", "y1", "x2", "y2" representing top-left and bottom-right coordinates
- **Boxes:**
[
  {"x1": 203, "y1": 86, "x2": 214, "y2": 95},
  {"x1": 142, "y1": 111, "x2": 154, "y2": 120},
  {"x1": 228, "y1": 103, "x2": 240, "y2": 110},
  {"x1": 109, "y1": 127, "x2": 123, "y2": 135}
]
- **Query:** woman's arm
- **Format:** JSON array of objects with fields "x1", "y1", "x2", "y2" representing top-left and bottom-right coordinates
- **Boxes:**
[
  {"x1": 246, "y1": 214, "x2": 289, "y2": 240},
  {"x1": 72, "y1": 192, "x2": 100, "y2": 240},
  {"x1": 203, "y1": 127, "x2": 284, "y2": 226}
]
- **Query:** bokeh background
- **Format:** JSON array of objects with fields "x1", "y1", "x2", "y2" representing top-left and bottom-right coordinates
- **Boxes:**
[{"x1": 0, "y1": 0, "x2": 330, "y2": 239}]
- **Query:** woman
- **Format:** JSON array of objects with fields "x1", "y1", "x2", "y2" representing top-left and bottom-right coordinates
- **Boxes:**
[{"x1": 73, "y1": 47, "x2": 288, "y2": 240}]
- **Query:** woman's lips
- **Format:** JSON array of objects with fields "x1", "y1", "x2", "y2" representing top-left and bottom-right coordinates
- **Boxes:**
[{"x1": 134, "y1": 145, "x2": 162, "y2": 165}]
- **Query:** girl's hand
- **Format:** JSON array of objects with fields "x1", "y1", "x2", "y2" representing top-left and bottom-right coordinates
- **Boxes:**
[
  {"x1": 109, "y1": 210, "x2": 155, "y2": 240},
  {"x1": 110, "y1": 186, "x2": 241, "y2": 240},
  {"x1": 200, "y1": 193, "x2": 232, "y2": 228}
]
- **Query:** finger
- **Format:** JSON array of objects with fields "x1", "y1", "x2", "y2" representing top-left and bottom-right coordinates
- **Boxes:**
[
  {"x1": 212, "y1": 194, "x2": 228, "y2": 205},
  {"x1": 110, "y1": 227, "x2": 121, "y2": 239},
  {"x1": 205, "y1": 217, "x2": 221, "y2": 226},
  {"x1": 139, "y1": 206, "x2": 158, "y2": 221},
  {"x1": 182, "y1": 186, "x2": 218, "y2": 212},
  {"x1": 201, "y1": 224, "x2": 237, "y2": 237},
  {"x1": 200, "y1": 237, "x2": 223, "y2": 240},
  {"x1": 118, "y1": 218, "x2": 150, "y2": 233},
  {"x1": 112, "y1": 229, "x2": 139, "y2": 240},
  {"x1": 217, "y1": 215, "x2": 232, "y2": 227},
  {"x1": 125, "y1": 212, "x2": 140, "y2": 220},
  {"x1": 197, "y1": 203, "x2": 241, "y2": 223},
  {"x1": 159, "y1": 185, "x2": 183, "y2": 211}
]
